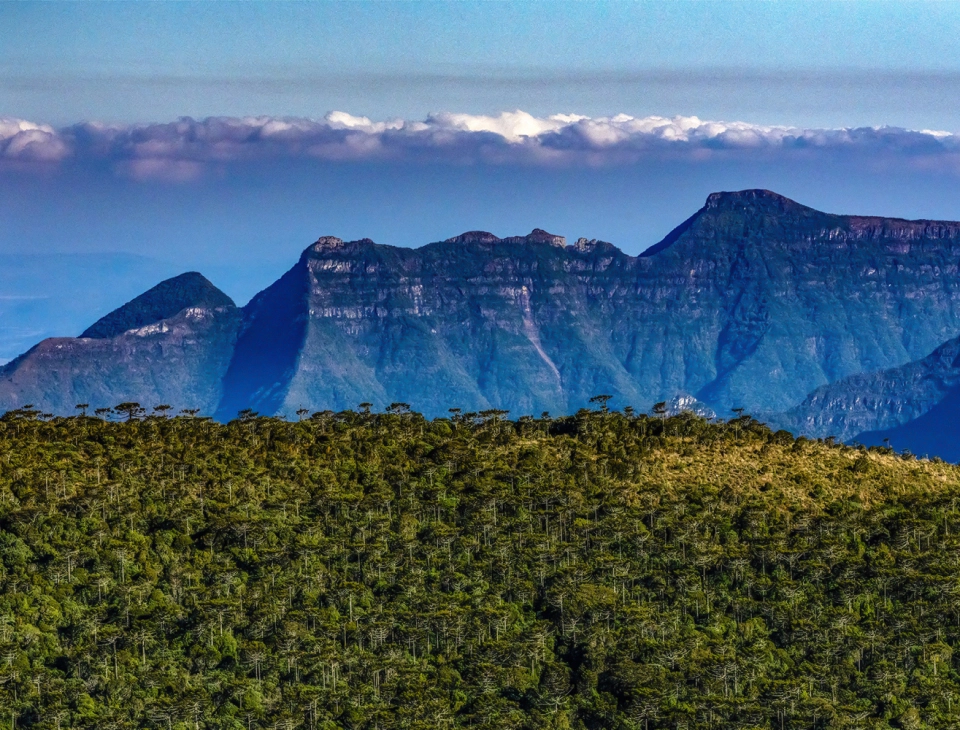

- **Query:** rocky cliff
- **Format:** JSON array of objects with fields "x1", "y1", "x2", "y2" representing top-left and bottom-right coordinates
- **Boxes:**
[
  {"x1": 8, "y1": 190, "x2": 960, "y2": 425},
  {"x1": 217, "y1": 189, "x2": 960, "y2": 418}
]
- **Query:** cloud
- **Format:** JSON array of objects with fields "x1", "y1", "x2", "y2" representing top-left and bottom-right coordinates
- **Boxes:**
[
  {"x1": 0, "y1": 118, "x2": 71, "y2": 162},
  {"x1": 3, "y1": 111, "x2": 960, "y2": 179}
]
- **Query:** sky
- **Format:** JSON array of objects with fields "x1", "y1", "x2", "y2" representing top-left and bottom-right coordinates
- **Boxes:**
[{"x1": 2, "y1": 1, "x2": 960, "y2": 361}]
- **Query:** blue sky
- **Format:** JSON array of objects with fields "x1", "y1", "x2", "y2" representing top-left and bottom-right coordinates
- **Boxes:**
[
  {"x1": 2, "y1": 1, "x2": 960, "y2": 361},
  {"x1": 6, "y1": 1, "x2": 960, "y2": 127}
]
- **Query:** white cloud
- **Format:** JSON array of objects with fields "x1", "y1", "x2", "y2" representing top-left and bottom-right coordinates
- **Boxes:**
[
  {"x1": 425, "y1": 110, "x2": 575, "y2": 142},
  {"x1": 0, "y1": 118, "x2": 71, "y2": 162},
  {"x1": 3, "y1": 112, "x2": 960, "y2": 179}
]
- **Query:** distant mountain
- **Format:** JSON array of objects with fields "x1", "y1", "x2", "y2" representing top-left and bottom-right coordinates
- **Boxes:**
[
  {"x1": 771, "y1": 334, "x2": 960, "y2": 443},
  {"x1": 216, "y1": 189, "x2": 960, "y2": 419},
  {"x1": 81, "y1": 272, "x2": 234, "y2": 339},
  {"x1": 0, "y1": 275, "x2": 240, "y2": 415},
  {"x1": 776, "y1": 331, "x2": 960, "y2": 460},
  {"x1": 7, "y1": 189, "x2": 960, "y2": 429}
]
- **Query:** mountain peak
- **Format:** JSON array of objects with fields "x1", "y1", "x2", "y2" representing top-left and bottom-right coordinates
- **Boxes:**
[
  {"x1": 307, "y1": 236, "x2": 378, "y2": 256},
  {"x1": 704, "y1": 189, "x2": 806, "y2": 212},
  {"x1": 641, "y1": 189, "x2": 817, "y2": 257},
  {"x1": 445, "y1": 231, "x2": 500, "y2": 244},
  {"x1": 445, "y1": 229, "x2": 565, "y2": 247},
  {"x1": 519, "y1": 228, "x2": 566, "y2": 247},
  {"x1": 311, "y1": 236, "x2": 344, "y2": 251},
  {"x1": 80, "y1": 272, "x2": 234, "y2": 339}
]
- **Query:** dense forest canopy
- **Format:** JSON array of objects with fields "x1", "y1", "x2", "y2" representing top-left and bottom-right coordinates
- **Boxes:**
[{"x1": 0, "y1": 403, "x2": 959, "y2": 729}]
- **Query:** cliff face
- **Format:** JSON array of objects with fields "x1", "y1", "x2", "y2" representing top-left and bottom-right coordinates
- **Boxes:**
[
  {"x1": 637, "y1": 190, "x2": 960, "y2": 413},
  {"x1": 213, "y1": 190, "x2": 960, "y2": 418},
  {"x1": 8, "y1": 189, "x2": 960, "y2": 423}
]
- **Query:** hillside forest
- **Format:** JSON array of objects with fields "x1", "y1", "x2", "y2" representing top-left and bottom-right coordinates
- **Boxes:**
[{"x1": 0, "y1": 402, "x2": 959, "y2": 729}]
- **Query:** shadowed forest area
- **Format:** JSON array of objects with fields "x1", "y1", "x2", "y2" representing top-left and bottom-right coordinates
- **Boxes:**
[{"x1": 1, "y1": 403, "x2": 960, "y2": 728}]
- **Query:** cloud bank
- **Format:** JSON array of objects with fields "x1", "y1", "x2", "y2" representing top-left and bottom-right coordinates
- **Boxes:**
[{"x1": 3, "y1": 111, "x2": 960, "y2": 181}]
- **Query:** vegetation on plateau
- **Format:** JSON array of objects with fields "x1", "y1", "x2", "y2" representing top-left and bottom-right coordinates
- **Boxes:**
[{"x1": 1, "y1": 402, "x2": 960, "y2": 729}]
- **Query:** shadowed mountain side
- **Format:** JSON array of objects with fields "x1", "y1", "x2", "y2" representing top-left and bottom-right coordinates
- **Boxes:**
[
  {"x1": 0, "y1": 305, "x2": 241, "y2": 415},
  {"x1": 770, "y1": 334, "x2": 960, "y2": 443},
  {"x1": 81, "y1": 272, "x2": 235, "y2": 339},
  {"x1": 214, "y1": 255, "x2": 311, "y2": 420},
  {"x1": 857, "y1": 388, "x2": 960, "y2": 461}
]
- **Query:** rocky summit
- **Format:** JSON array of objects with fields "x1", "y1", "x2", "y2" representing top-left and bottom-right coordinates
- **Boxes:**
[{"x1": 6, "y1": 189, "x2": 960, "y2": 455}]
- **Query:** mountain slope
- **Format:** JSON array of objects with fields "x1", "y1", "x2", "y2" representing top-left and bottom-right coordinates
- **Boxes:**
[
  {"x1": 856, "y1": 385, "x2": 960, "y2": 460},
  {"x1": 80, "y1": 271, "x2": 235, "y2": 339},
  {"x1": 0, "y1": 275, "x2": 241, "y2": 414},
  {"x1": 771, "y1": 333, "x2": 960, "y2": 443},
  {"x1": 640, "y1": 189, "x2": 960, "y2": 412}
]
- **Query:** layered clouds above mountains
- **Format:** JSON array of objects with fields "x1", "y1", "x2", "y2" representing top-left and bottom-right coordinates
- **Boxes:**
[
  {"x1": 5, "y1": 108, "x2": 960, "y2": 368},
  {"x1": 3, "y1": 111, "x2": 960, "y2": 181}
]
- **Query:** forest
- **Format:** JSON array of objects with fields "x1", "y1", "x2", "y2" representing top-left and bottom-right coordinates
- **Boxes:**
[{"x1": 1, "y1": 402, "x2": 959, "y2": 729}]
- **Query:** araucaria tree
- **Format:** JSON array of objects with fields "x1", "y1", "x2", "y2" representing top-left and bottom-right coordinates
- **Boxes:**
[{"x1": 0, "y1": 404, "x2": 957, "y2": 728}]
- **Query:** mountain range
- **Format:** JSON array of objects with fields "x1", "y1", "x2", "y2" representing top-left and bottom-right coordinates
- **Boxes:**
[{"x1": 5, "y1": 188, "x2": 960, "y2": 457}]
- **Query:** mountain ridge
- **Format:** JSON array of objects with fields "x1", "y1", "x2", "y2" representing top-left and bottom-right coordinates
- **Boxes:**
[
  {"x1": 6, "y1": 190, "x2": 960, "y2": 438},
  {"x1": 771, "y1": 333, "x2": 960, "y2": 442}
]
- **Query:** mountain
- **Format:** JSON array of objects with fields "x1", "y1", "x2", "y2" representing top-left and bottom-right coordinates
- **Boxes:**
[
  {"x1": 8, "y1": 189, "x2": 960, "y2": 423},
  {"x1": 0, "y1": 274, "x2": 240, "y2": 415},
  {"x1": 80, "y1": 271, "x2": 234, "y2": 339},
  {"x1": 778, "y1": 333, "x2": 960, "y2": 461},
  {"x1": 217, "y1": 189, "x2": 960, "y2": 419},
  {"x1": 771, "y1": 334, "x2": 960, "y2": 444}
]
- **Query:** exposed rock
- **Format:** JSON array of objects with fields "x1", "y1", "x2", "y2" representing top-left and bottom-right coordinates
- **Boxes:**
[
  {"x1": 218, "y1": 191, "x2": 960, "y2": 419},
  {"x1": 445, "y1": 231, "x2": 501, "y2": 245},
  {"x1": 667, "y1": 394, "x2": 716, "y2": 419},
  {"x1": 81, "y1": 272, "x2": 234, "y2": 339}
]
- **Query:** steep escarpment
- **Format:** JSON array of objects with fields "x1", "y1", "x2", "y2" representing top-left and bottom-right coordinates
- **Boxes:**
[
  {"x1": 214, "y1": 249, "x2": 313, "y2": 420},
  {"x1": 256, "y1": 189, "x2": 960, "y2": 417},
  {"x1": 8, "y1": 190, "x2": 960, "y2": 425},
  {"x1": 634, "y1": 189, "x2": 960, "y2": 412},
  {"x1": 274, "y1": 229, "x2": 642, "y2": 417}
]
